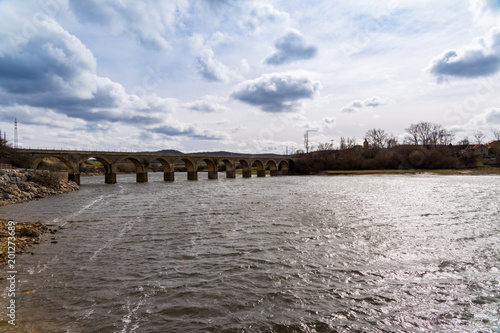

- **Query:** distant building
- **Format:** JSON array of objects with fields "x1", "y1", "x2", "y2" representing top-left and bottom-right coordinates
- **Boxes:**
[
  {"x1": 488, "y1": 140, "x2": 500, "y2": 154},
  {"x1": 465, "y1": 144, "x2": 489, "y2": 156}
]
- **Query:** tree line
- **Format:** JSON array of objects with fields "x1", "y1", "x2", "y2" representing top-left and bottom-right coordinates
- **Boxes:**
[
  {"x1": 301, "y1": 121, "x2": 500, "y2": 153},
  {"x1": 292, "y1": 121, "x2": 500, "y2": 173}
]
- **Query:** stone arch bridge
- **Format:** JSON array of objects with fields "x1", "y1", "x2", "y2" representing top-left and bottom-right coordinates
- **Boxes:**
[{"x1": 15, "y1": 149, "x2": 292, "y2": 185}]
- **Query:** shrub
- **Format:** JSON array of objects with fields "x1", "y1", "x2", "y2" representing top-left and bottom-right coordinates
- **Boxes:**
[{"x1": 29, "y1": 171, "x2": 64, "y2": 187}]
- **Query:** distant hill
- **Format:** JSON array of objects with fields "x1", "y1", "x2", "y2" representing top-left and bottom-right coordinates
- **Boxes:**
[
  {"x1": 191, "y1": 151, "x2": 285, "y2": 157},
  {"x1": 156, "y1": 149, "x2": 184, "y2": 155},
  {"x1": 155, "y1": 149, "x2": 285, "y2": 157}
]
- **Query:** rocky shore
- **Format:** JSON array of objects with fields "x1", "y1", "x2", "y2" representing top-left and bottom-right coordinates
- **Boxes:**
[
  {"x1": 0, "y1": 170, "x2": 78, "y2": 268},
  {"x1": 0, "y1": 219, "x2": 49, "y2": 269},
  {"x1": 0, "y1": 170, "x2": 79, "y2": 206}
]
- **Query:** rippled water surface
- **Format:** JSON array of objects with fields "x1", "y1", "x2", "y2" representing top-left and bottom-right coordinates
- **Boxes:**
[{"x1": 1, "y1": 174, "x2": 499, "y2": 332}]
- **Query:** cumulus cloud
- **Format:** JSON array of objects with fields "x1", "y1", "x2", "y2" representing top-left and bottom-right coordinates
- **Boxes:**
[
  {"x1": 151, "y1": 120, "x2": 230, "y2": 141},
  {"x1": 68, "y1": 0, "x2": 189, "y2": 51},
  {"x1": 243, "y1": 3, "x2": 290, "y2": 33},
  {"x1": 191, "y1": 32, "x2": 238, "y2": 82},
  {"x1": 341, "y1": 97, "x2": 387, "y2": 113},
  {"x1": 448, "y1": 108, "x2": 500, "y2": 137},
  {"x1": 183, "y1": 99, "x2": 228, "y2": 113},
  {"x1": 428, "y1": 27, "x2": 500, "y2": 81},
  {"x1": 265, "y1": 30, "x2": 317, "y2": 65},
  {"x1": 196, "y1": 49, "x2": 236, "y2": 82},
  {"x1": 0, "y1": 12, "x2": 228, "y2": 144},
  {"x1": 230, "y1": 72, "x2": 321, "y2": 113}
]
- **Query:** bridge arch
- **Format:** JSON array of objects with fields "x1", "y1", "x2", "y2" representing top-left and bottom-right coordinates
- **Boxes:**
[
  {"x1": 266, "y1": 159, "x2": 278, "y2": 177},
  {"x1": 220, "y1": 159, "x2": 235, "y2": 178},
  {"x1": 173, "y1": 158, "x2": 197, "y2": 180},
  {"x1": 238, "y1": 159, "x2": 252, "y2": 178},
  {"x1": 114, "y1": 156, "x2": 149, "y2": 183},
  {"x1": 252, "y1": 159, "x2": 266, "y2": 177},
  {"x1": 278, "y1": 159, "x2": 289, "y2": 175},
  {"x1": 76, "y1": 155, "x2": 114, "y2": 184},
  {"x1": 152, "y1": 158, "x2": 174, "y2": 182},
  {"x1": 32, "y1": 155, "x2": 74, "y2": 174},
  {"x1": 197, "y1": 158, "x2": 218, "y2": 180}
]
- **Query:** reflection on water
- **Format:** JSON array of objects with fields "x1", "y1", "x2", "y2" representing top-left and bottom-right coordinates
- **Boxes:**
[{"x1": 1, "y1": 174, "x2": 499, "y2": 332}]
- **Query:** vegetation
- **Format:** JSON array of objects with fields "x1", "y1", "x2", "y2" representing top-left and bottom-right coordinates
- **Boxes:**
[{"x1": 294, "y1": 121, "x2": 500, "y2": 174}]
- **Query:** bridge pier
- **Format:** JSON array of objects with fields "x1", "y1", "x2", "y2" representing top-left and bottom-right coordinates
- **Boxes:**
[
  {"x1": 242, "y1": 170, "x2": 251, "y2": 178},
  {"x1": 69, "y1": 173, "x2": 81, "y2": 185},
  {"x1": 136, "y1": 172, "x2": 148, "y2": 183},
  {"x1": 188, "y1": 171, "x2": 198, "y2": 181},
  {"x1": 105, "y1": 173, "x2": 117, "y2": 184},
  {"x1": 257, "y1": 170, "x2": 266, "y2": 177},
  {"x1": 226, "y1": 170, "x2": 236, "y2": 178},
  {"x1": 208, "y1": 171, "x2": 218, "y2": 179},
  {"x1": 164, "y1": 172, "x2": 174, "y2": 182},
  {"x1": 270, "y1": 170, "x2": 278, "y2": 177}
]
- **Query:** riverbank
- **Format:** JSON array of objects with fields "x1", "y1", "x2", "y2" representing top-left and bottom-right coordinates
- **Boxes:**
[
  {"x1": 314, "y1": 167, "x2": 500, "y2": 176},
  {"x1": 0, "y1": 170, "x2": 79, "y2": 206},
  {"x1": 0, "y1": 219, "x2": 50, "y2": 269},
  {"x1": 0, "y1": 170, "x2": 78, "y2": 269}
]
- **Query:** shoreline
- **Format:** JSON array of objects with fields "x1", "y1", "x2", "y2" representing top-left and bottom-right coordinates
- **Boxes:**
[
  {"x1": 313, "y1": 167, "x2": 500, "y2": 176},
  {"x1": 0, "y1": 219, "x2": 49, "y2": 270}
]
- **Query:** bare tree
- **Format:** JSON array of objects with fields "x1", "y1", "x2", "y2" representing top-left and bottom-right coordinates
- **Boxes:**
[
  {"x1": 405, "y1": 121, "x2": 453, "y2": 145},
  {"x1": 492, "y1": 128, "x2": 500, "y2": 141},
  {"x1": 458, "y1": 136, "x2": 470, "y2": 146},
  {"x1": 365, "y1": 128, "x2": 389, "y2": 148},
  {"x1": 317, "y1": 140, "x2": 334, "y2": 151},
  {"x1": 386, "y1": 134, "x2": 399, "y2": 148},
  {"x1": 304, "y1": 132, "x2": 309, "y2": 154},
  {"x1": 473, "y1": 130, "x2": 486, "y2": 144},
  {"x1": 339, "y1": 136, "x2": 356, "y2": 150}
]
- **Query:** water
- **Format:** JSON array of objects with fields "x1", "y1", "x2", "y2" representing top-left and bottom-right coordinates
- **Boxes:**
[{"x1": 1, "y1": 174, "x2": 499, "y2": 332}]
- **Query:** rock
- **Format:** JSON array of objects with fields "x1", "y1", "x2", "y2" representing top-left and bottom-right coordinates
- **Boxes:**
[{"x1": 20, "y1": 226, "x2": 40, "y2": 237}]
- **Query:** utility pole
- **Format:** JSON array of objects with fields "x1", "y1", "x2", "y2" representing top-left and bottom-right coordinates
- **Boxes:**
[{"x1": 14, "y1": 118, "x2": 18, "y2": 148}]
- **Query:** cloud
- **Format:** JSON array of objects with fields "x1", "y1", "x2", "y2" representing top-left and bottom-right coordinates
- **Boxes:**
[
  {"x1": 323, "y1": 117, "x2": 336, "y2": 128},
  {"x1": 470, "y1": 0, "x2": 500, "y2": 23},
  {"x1": 265, "y1": 30, "x2": 317, "y2": 65},
  {"x1": 151, "y1": 121, "x2": 230, "y2": 141},
  {"x1": 196, "y1": 49, "x2": 236, "y2": 82},
  {"x1": 190, "y1": 32, "x2": 238, "y2": 82},
  {"x1": 341, "y1": 97, "x2": 387, "y2": 113},
  {"x1": 230, "y1": 72, "x2": 321, "y2": 113},
  {"x1": 183, "y1": 99, "x2": 228, "y2": 113},
  {"x1": 243, "y1": 3, "x2": 290, "y2": 33},
  {"x1": 448, "y1": 108, "x2": 500, "y2": 138},
  {"x1": 0, "y1": 12, "x2": 232, "y2": 148},
  {"x1": 68, "y1": 0, "x2": 190, "y2": 51},
  {"x1": 428, "y1": 27, "x2": 500, "y2": 81}
]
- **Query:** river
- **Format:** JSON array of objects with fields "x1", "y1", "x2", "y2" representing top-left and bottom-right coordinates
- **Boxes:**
[{"x1": 0, "y1": 173, "x2": 499, "y2": 332}]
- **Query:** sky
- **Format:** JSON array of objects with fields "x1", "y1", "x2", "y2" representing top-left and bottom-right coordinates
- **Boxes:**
[{"x1": 0, "y1": 0, "x2": 500, "y2": 153}]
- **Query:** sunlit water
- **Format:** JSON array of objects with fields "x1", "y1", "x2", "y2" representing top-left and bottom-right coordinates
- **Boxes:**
[{"x1": 1, "y1": 173, "x2": 499, "y2": 332}]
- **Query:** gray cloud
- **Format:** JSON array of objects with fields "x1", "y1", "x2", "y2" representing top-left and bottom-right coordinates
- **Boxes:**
[
  {"x1": 341, "y1": 97, "x2": 387, "y2": 113},
  {"x1": 68, "y1": 0, "x2": 189, "y2": 51},
  {"x1": 231, "y1": 72, "x2": 321, "y2": 113},
  {"x1": 151, "y1": 124, "x2": 228, "y2": 140},
  {"x1": 265, "y1": 30, "x2": 317, "y2": 65},
  {"x1": 487, "y1": 108, "x2": 500, "y2": 123},
  {"x1": 184, "y1": 99, "x2": 227, "y2": 113},
  {"x1": 429, "y1": 27, "x2": 500, "y2": 80}
]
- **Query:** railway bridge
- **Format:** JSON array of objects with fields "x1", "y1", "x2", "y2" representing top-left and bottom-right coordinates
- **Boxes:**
[{"x1": 14, "y1": 149, "x2": 292, "y2": 185}]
